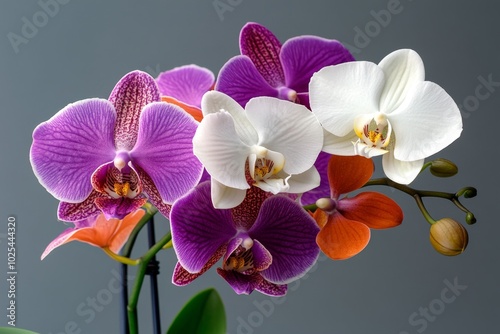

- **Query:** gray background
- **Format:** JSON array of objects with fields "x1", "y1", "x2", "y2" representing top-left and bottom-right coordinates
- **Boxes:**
[{"x1": 0, "y1": 0, "x2": 498, "y2": 333}]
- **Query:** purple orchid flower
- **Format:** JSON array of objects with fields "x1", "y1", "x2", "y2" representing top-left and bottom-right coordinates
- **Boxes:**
[
  {"x1": 170, "y1": 182, "x2": 320, "y2": 296},
  {"x1": 215, "y1": 22, "x2": 355, "y2": 108},
  {"x1": 30, "y1": 70, "x2": 203, "y2": 221}
]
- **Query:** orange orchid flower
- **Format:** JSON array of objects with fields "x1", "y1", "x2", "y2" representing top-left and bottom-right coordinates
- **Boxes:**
[
  {"x1": 313, "y1": 155, "x2": 403, "y2": 260},
  {"x1": 41, "y1": 209, "x2": 145, "y2": 260}
]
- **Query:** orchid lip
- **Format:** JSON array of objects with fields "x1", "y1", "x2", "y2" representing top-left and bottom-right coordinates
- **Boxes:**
[{"x1": 248, "y1": 146, "x2": 285, "y2": 181}]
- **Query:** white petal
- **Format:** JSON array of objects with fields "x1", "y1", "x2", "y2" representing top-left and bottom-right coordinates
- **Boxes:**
[
  {"x1": 322, "y1": 129, "x2": 357, "y2": 155},
  {"x1": 309, "y1": 62, "x2": 384, "y2": 137},
  {"x1": 201, "y1": 91, "x2": 258, "y2": 145},
  {"x1": 379, "y1": 49, "x2": 425, "y2": 113},
  {"x1": 353, "y1": 141, "x2": 388, "y2": 158},
  {"x1": 389, "y1": 81, "x2": 462, "y2": 161},
  {"x1": 382, "y1": 151, "x2": 424, "y2": 184},
  {"x1": 193, "y1": 111, "x2": 251, "y2": 189},
  {"x1": 210, "y1": 178, "x2": 247, "y2": 209},
  {"x1": 286, "y1": 166, "x2": 321, "y2": 193},
  {"x1": 245, "y1": 97, "x2": 323, "y2": 174},
  {"x1": 255, "y1": 177, "x2": 290, "y2": 194}
]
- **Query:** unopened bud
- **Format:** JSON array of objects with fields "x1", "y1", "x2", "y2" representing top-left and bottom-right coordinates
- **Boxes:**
[
  {"x1": 430, "y1": 158, "x2": 458, "y2": 177},
  {"x1": 429, "y1": 218, "x2": 468, "y2": 256},
  {"x1": 465, "y1": 212, "x2": 476, "y2": 225}
]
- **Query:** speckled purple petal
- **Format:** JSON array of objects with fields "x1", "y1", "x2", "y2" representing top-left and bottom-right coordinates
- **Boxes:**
[
  {"x1": 256, "y1": 278, "x2": 287, "y2": 297},
  {"x1": 240, "y1": 22, "x2": 284, "y2": 87},
  {"x1": 222, "y1": 237, "x2": 243, "y2": 263},
  {"x1": 249, "y1": 196, "x2": 320, "y2": 284},
  {"x1": 30, "y1": 98, "x2": 116, "y2": 203},
  {"x1": 134, "y1": 166, "x2": 172, "y2": 218},
  {"x1": 94, "y1": 196, "x2": 147, "y2": 220},
  {"x1": 172, "y1": 245, "x2": 226, "y2": 285},
  {"x1": 231, "y1": 185, "x2": 271, "y2": 230},
  {"x1": 216, "y1": 269, "x2": 262, "y2": 295},
  {"x1": 156, "y1": 65, "x2": 214, "y2": 108},
  {"x1": 215, "y1": 55, "x2": 278, "y2": 107},
  {"x1": 300, "y1": 151, "x2": 332, "y2": 206},
  {"x1": 170, "y1": 182, "x2": 236, "y2": 273},
  {"x1": 281, "y1": 36, "x2": 354, "y2": 93},
  {"x1": 130, "y1": 102, "x2": 203, "y2": 203},
  {"x1": 252, "y1": 239, "x2": 272, "y2": 271},
  {"x1": 109, "y1": 71, "x2": 160, "y2": 151},
  {"x1": 58, "y1": 191, "x2": 102, "y2": 222}
]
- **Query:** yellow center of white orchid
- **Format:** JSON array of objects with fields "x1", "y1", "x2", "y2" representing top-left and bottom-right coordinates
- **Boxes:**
[
  {"x1": 352, "y1": 113, "x2": 393, "y2": 158},
  {"x1": 355, "y1": 113, "x2": 391, "y2": 148},
  {"x1": 249, "y1": 146, "x2": 285, "y2": 181}
]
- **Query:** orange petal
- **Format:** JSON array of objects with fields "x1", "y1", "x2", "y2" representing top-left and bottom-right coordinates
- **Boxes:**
[
  {"x1": 67, "y1": 209, "x2": 145, "y2": 251},
  {"x1": 161, "y1": 96, "x2": 203, "y2": 122},
  {"x1": 316, "y1": 213, "x2": 370, "y2": 260},
  {"x1": 312, "y1": 209, "x2": 329, "y2": 229},
  {"x1": 327, "y1": 155, "x2": 374, "y2": 198},
  {"x1": 107, "y1": 209, "x2": 146, "y2": 253},
  {"x1": 338, "y1": 192, "x2": 403, "y2": 229}
]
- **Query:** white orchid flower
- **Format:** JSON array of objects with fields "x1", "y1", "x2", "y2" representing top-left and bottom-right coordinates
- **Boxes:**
[
  {"x1": 193, "y1": 91, "x2": 323, "y2": 208},
  {"x1": 310, "y1": 49, "x2": 463, "y2": 184}
]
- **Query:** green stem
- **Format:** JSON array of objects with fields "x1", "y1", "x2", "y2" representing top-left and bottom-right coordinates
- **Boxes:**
[
  {"x1": 413, "y1": 194, "x2": 436, "y2": 225},
  {"x1": 363, "y1": 178, "x2": 457, "y2": 199},
  {"x1": 122, "y1": 203, "x2": 158, "y2": 258},
  {"x1": 127, "y1": 231, "x2": 172, "y2": 334},
  {"x1": 363, "y1": 177, "x2": 476, "y2": 224}
]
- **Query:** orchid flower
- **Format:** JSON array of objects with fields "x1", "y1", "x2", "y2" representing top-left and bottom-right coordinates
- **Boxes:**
[
  {"x1": 30, "y1": 71, "x2": 203, "y2": 221},
  {"x1": 193, "y1": 91, "x2": 323, "y2": 208},
  {"x1": 156, "y1": 64, "x2": 215, "y2": 122},
  {"x1": 41, "y1": 209, "x2": 145, "y2": 260},
  {"x1": 309, "y1": 49, "x2": 463, "y2": 184},
  {"x1": 170, "y1": 182, "x2": 320, "y2": 296},
  {"x1": 216, "y1": 22, "x2": 354, "y2": 108},
  {"x1": 312, "y1": 155, "x2": 403, "y2": 260}
]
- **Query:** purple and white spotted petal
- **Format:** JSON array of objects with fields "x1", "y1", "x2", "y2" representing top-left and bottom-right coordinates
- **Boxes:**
[
  {"x1": 256, "y1": 278, "x2": 287, "y2": 297},
  {"x1": 216, "y1": 269, "x2": 262, "y2": 295},
  {"x1": 94, "y1": 196, "x2": 147, "y2": 221},
  {"x1": 172, "y1": 245, "x2": 226, "y2": 286},
  {"x1": 251, "y1": 239, "x2": 273, "y2": 271},
  {"x1": 109, "y1": 71, "x2": 160, "y2": 151},
  {"x1": 58, "y1": 191, "x2": 102, "y2": 222},
  {"x1": 134, "y1": 166, "x2": 172, "y2": 218},
  {"x1": 239, "y1": 22, "x2": 284, "y2": 87},
  {"x1": 249, "y1": 196, "x2": 320, "y2": 284}
]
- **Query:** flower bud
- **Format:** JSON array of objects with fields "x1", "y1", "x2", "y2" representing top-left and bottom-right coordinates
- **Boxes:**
[
  {"x1": 465, "y1": 212, "x2": 476, "y2": 225},
  {"x1": 429, "y1": 158, "x2": 458, "y2": 177},
  {"x1": 429, "y1": 218, "x2": 468, "y2": 256}
]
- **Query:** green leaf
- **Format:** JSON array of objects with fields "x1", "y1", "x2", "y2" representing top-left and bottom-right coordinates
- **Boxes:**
[
  {"x1": 0, "y1": 328, "x2": 40, "y2": 334},
  {"x1": 167, "y1": 288, "x2": 226, "y2": 334}
]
